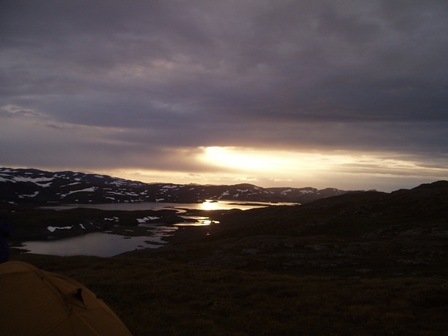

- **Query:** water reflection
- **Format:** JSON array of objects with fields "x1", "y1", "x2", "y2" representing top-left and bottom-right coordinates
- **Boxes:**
[
  {"x1": 175, "y1": 216, "x2": 220, "y2": 227},
  {"x1": 200, "y1": 200, "x2": 221, "y2": 211}
]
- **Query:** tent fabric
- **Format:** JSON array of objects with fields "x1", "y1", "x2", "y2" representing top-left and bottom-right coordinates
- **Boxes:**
[{"x1": 0, "y1": 261, "x2": 133, "y2": 336}]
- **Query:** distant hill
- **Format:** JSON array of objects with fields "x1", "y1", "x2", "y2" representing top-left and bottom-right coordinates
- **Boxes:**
[
  {"x1": 0, "y1": 167, "x2": 351, "y2": 205},
  {"x1": 208, "y1": 180, "x2": 448, "y2": 238}
]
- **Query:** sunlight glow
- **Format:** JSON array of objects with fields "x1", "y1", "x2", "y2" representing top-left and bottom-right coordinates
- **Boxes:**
[
  {"x1": 199, "y1": 146, "x2": 351, "y2": 173},
  {"x1": 201, "y1": 200, "x2": 220, "y2": 211},
  {"x1": 101, "y1": 146, "x2": 448, "y2": 192},
  {"x1": 198, "y1": 146, "x2": 439, "y2": 176}
]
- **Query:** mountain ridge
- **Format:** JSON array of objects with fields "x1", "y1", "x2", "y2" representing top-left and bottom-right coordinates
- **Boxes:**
[{"x1": 0, "y1": 167, "x2": 353, "y2": 205}]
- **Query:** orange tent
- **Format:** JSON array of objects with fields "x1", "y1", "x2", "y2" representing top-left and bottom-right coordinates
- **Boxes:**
[{"x1": 0, "y1": 261, "x2": 132, "y2": 336}]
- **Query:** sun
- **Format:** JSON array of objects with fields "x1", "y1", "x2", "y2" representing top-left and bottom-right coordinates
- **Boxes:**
[{"x1": 202, "y1": 147, "x2": 283, "y2": 171}]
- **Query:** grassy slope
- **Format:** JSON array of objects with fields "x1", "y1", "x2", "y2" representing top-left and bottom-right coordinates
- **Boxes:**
[{"x1": 15, "y1": 253, "x2": 448, "y2": 336}]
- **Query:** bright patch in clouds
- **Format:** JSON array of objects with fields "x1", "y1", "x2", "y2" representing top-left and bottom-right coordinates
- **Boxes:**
[
  {"x1": 201, "y1": 147, "x2": 299, "y2": 172},
  {"x1": 201, "y1": 146, "x2": 356, "y2": 174}
]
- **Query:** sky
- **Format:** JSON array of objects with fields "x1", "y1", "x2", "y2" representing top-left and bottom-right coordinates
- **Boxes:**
[{"x1": 1, "y1": 0, "x2": 448, "y2": 192}]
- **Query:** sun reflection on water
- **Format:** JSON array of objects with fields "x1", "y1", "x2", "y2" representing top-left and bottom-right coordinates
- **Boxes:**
[
  {"x1": 175, "y1": 218, "x2": 219, "y2": 227},
  {"x1": 200, "y1": 200, "x2": 220, "y2": 211}
]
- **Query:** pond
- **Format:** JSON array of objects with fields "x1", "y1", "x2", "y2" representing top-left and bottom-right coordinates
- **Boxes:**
[
  {"x1": 23, "y1": 200, "x2": 298, "y2": 257},
  {"x1": 22, "y1": 226, "x2": 178, "y2": 257}
]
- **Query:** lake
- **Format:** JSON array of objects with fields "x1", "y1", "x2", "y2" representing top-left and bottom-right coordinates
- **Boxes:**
[
  {"x1": 22, "y1": 226, "x2": 178, "y2": 257},
  {"x1": 40, "y1": 200, "x2": 294, "y2": 212},
  {"x1": 23, "y1": 200, "x2": 297, "y2": 257}
]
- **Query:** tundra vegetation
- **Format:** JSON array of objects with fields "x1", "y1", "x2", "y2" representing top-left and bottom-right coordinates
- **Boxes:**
[{"x1": 4, "y1": 180, "x2": 448, "y2": 335}]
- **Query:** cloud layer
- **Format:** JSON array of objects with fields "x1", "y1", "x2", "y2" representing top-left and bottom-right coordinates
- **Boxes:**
[{"x1": 1, "y1": 0, "x2": 447, "y2": 190}]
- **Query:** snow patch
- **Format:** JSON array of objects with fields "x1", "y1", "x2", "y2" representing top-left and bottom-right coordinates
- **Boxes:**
[
  {"x1": 47, "y1": 226, "x2": 73, "y2": 232},
  {"x1": 281, "y1": 189, "x2": 292, "y2": 195},
  {"x1": 37, "y1": 182, "x2": 53, "y2": 187},
  {"x1": 60, "y1": 187, "x2": 96, "y2": 198},
  {"x1": 65, "y1": 182, "x2": 81, "y2": 187},
  {"x1": 14, "y1": 176, "x2": 53, "y2": 183},
  {"x1": 23, "y1": 191, "x2": 39, "y2": 197},
  {"x1": 136, "y1": 216, "x2": 160, "y2": 224}
]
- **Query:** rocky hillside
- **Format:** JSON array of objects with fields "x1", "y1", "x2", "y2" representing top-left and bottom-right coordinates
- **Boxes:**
[{"x1": 0, "y1": 167, "x2": 349, "y2": 205}]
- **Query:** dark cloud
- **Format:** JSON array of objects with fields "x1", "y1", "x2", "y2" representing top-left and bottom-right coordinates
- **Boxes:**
[{"x1": 1, "y1": 0, "x2": 447, "y2": 189}]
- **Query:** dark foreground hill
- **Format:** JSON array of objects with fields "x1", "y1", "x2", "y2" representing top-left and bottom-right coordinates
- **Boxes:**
[{"x1": 0, "y1": 167, "x2": 349, "y2": 205}]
